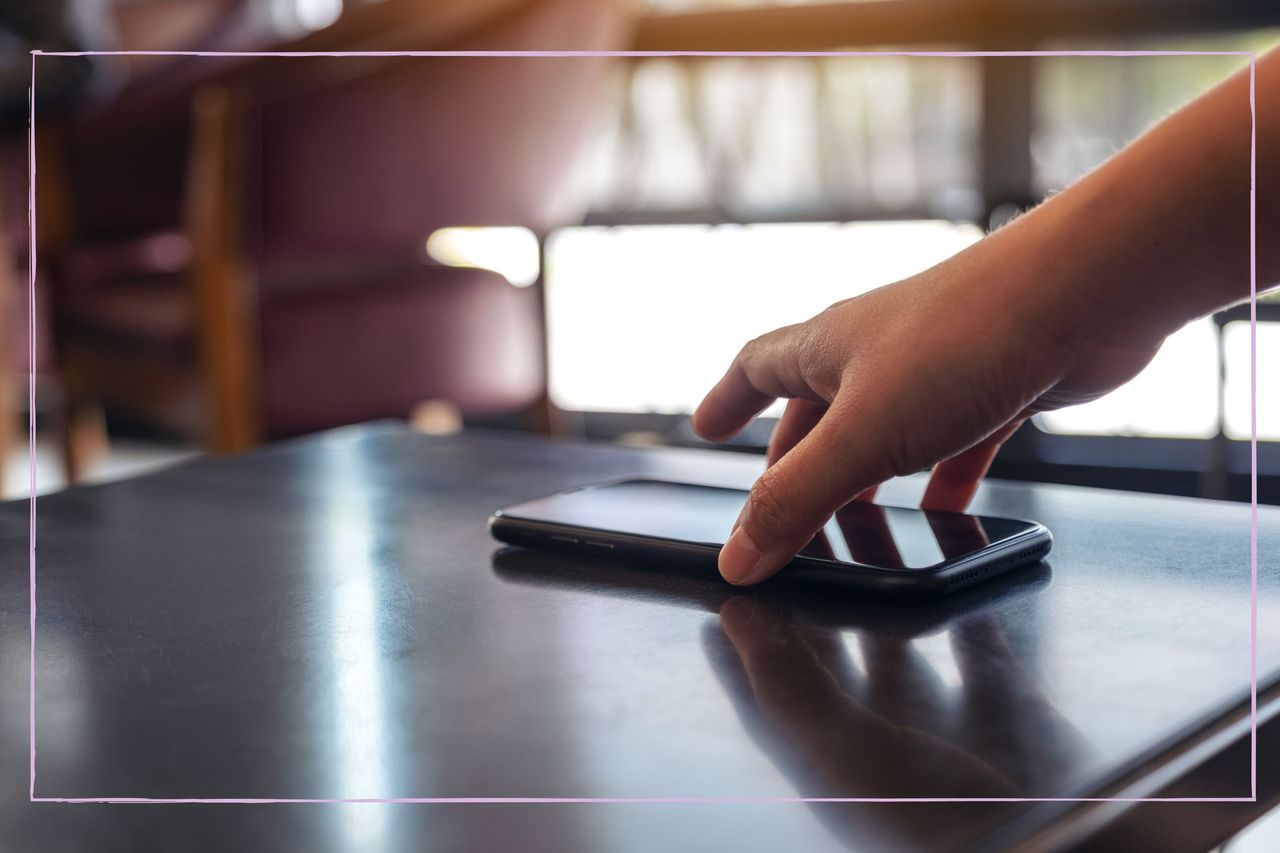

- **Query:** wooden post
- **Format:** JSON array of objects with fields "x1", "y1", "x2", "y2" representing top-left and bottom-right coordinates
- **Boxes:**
[
  {"x1": 186, "y1": 85, "x2": 261, "y2": 453},
  {"x1": 35, "y1": 124, "x2": 111, "y2": 486},
  {"x1": 0, "y1": 191, "x2": 12, "y2": 498}
]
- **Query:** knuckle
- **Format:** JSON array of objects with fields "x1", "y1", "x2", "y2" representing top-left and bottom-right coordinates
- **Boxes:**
[
  {"x1": 795, "y1": 323, "x2": 847, "y2": 401},
  {"x1": 793, "y1": 326, "x2": 827, "y2": 377},
  {"x1": 737, "y1": 335, "x2": 766, "y2": 368},
  {"x1": 829, "y1": 396, "x2": 916, "y2": 482},
  {"x1": 746, "y1": 471, "x2": 794, "y2": 545},
  {"x1": 747, "y1": 326, "x2": 786, "y2": 356},
  {"x1": 885, "y1": 449, "x2": 920, "y2": 481},
  {"x1": 883, "y1": 435, "x2": 932, "y2": 480}
]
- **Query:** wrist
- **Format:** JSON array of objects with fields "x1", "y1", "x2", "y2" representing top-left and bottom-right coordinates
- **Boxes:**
[{"x1": 965, "y1": 174, "x2": 1194, "y2": 358}]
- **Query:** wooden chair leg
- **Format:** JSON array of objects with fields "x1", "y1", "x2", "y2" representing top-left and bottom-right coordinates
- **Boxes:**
[
  {"x1": 187, "y1": 85, "x2": 260, "y2": 454},
  {"x1": 57, "y1": 387, "x2": 108, "y2": 485},
  {"x1": 0, "y1": 370, "x2": 12, "y2": 500},
  {"x1": 0, "y1": 250, "x2": 10, "y2": 499},
  {"x1": 0, "y1": 152, "x2": 13, "y2": 498},
  {"x1": 27, "y1": 121, "x2": 111, "y2": 487}
]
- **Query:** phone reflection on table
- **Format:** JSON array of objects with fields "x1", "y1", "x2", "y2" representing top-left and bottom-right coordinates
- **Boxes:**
[
  {"x1": 700, "y1": 514, "x2": 1089, "y2": 848},
  {"x1": 493, "y1": 539, "x2": 1086, "y2": 851},
  {"x1": 703, "y1": 595, "x2": 1093, "y2": 851},
  {"x1": 799, "y1": 501, "x2": 994, "y2": 569},
  {"x1": 491, "y1": 527, "x2": 1051, "y2": 641}
]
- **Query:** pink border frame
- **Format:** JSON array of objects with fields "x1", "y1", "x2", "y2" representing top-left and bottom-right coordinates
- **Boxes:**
[{"x1": 25, "y1": 48, "x2": 1259, "y2": 806}]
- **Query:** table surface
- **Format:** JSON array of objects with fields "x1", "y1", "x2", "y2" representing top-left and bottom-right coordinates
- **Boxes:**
[{"x1": 2, "y1": 423, "x2": 1277, "y2": 852}]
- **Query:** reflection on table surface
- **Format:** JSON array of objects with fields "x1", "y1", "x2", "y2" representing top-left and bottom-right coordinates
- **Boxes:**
[
  {"x1": 709, "y1": 596, "x2": 1087, "y2": 849},
  {"x1": 499, "y1": 544, "x2": 1086, "y2": 850}
]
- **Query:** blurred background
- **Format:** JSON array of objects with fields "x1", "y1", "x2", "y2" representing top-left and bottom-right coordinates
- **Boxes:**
[{"x1": 0, "y1": 0, "x2": 1276, "y2": 502}]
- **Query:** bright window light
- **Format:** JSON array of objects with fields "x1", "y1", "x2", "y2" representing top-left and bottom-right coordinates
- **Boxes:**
[
  {"x1": 1036, "y1": 318, "x2": 1219, "y2": 439},
  {"x1": 546, "y1": 221, "x2": 982, "y2": 414},
  {"x1": 1223, "y1": 321, "x2": 1279, "y2": 441},
  {"x1": 426, "y1": 227, "x2": 540, "y2": 288},
  {"x1": 296, "y1": 0, "x2": 342, "y2": 31}
]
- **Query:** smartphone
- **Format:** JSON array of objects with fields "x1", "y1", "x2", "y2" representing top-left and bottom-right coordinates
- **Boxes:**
[
  {"x1": 489, "y1": 478, "x2": 1052, "y2": 598},
  {"x1": 492, "y1": 547, "x2": 1052, "y2": 637}
]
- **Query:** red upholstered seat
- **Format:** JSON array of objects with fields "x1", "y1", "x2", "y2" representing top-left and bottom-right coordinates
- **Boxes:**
[
  {"x1": 260, "y1": 266, "x2": 543, "y2": 436},
  {"x1": 49, "y1": 0, "x2": 630, "y2": 448}
]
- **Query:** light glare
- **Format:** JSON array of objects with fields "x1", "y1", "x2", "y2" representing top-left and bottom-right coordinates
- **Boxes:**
[{"x1": 426, "y1": 227, "x2": 540, "y2": 288}]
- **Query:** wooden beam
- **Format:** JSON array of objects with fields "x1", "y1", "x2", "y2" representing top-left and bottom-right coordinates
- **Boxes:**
[
  {"x1": 633, "y1": 0, "x2": 1274, "y2": 52},
  {"x1": 73, "y1": 0, "x2": 532, "y2": 123}
]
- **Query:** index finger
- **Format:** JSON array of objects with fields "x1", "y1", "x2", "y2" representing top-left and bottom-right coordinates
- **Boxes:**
[{"x1": 692, "y1": 327, "x2": 825, "y2": 442}]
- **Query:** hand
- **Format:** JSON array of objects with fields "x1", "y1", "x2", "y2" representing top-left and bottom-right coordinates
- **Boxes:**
[
  {"x1": 692, "y1": 232, "x2": 1166, "y2": 585},
  {"x1": 693, "y1": 47, "x2": 1280, "y2": 586}
]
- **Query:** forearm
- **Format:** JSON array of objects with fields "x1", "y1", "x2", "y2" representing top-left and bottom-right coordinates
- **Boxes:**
[{"x1": 982, "y1": 46, "x2": 1278, "y2": 346}]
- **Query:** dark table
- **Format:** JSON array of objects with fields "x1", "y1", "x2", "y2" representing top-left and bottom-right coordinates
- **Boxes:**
[{"x1": 2, "y1": 423, "x2": 1277, "y2": 852}]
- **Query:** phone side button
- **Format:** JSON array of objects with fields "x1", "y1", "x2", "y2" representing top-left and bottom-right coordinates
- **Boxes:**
[
  {"x1": 585, "y1": 541, "x2": 615, "y2": 550},
  {"x1": 550, "y1": 535, "x2": 579, "y2": 544}
]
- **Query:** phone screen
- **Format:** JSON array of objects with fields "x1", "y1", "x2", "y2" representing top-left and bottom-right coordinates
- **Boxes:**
[{"x1": 499, "y1": 480, "x2": 1040, "y2": 570}]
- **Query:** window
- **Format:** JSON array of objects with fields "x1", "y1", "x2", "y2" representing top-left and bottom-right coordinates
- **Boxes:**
[
  {"x1": 1033, "y1": 50, "x2": 1259, "y2": 197},
  {"x1": 547, "y1": 220, "x2": 982, "y2": 413},
  {"x1": 551, "y1": 41, "x2": 1277, "y2": 463},
  {"x1": 1035, "y1": 320, "x2": 1220, "y2": 439},
  {"x1": 574, "y1": 56, "x2": 980, "y2": 223},
  {"x1": 1224, "y1": 320, "x2": 1280, "y2": 441}
]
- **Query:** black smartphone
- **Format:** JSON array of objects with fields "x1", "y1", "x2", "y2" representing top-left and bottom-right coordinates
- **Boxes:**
[
  {"x1": 492, "y1": 547, "x2": 1052, "y2": 637},
  {"x1": 489, "y1": 478, "x2": 1052, "y2": 598}
]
